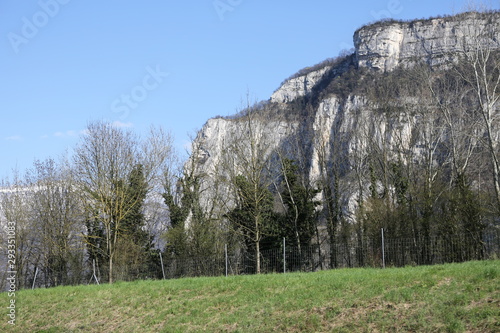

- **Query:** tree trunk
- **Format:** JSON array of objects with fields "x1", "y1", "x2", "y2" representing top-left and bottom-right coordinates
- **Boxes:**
[
  {"x1": 255, "y1": 232, "x2": 261, "y2": 274},
  {"x1": 483, "y1": 116, "x2": 500, "y2": 215},
  {"x1": 108, "y1": 256, "x2": 113, "y2": 284}
]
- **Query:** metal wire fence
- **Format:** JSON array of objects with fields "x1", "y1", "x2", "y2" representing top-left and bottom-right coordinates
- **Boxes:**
[
  {"x1": 157, "y1": 229, "x2": 500, "y2": 280},
  {"x1": 6, "y1": 228, "x2": 499, "y2": 289}
]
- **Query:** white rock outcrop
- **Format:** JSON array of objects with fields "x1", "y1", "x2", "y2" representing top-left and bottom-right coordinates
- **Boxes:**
[
  {"x1": 270, "y1": 66, "x2": 332, "y2": 103},
  {"x1": 355, "y1": 12, "x2": 500, "y2": 71}
]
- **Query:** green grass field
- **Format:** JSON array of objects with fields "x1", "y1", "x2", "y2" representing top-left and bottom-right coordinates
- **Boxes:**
[{"x1": 1, "y1": 260, "x2": 498, "y2": 332}]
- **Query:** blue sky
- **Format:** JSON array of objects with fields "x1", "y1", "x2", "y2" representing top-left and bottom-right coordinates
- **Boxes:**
[{"x1": 1, "y1": 0, "x2": 495, "y2": 179}]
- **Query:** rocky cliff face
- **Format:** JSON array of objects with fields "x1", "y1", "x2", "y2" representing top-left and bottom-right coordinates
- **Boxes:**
[
  {"x1": 270, "y1": 66, "x2": 332, "y2": 103},
  {"x1": 354, "y1": 11, "x2": 500, "y2": 71},
  {"x1": 190, "y1": 11, "x2": 500, "y2": 221}
]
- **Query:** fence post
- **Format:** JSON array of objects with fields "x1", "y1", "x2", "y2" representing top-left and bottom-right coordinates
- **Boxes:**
[
  {"x1": 225, "y1": 244, "x2": 228, "y2": 277},
  {"x1": 381, "y1": 228, "x2": 386, "y2": 269},
  {"x1": 283, "y1": 238, "x2": 286, "y2": 274},
  {"x1": 32, "y1": 267, "x2": 39, "y2": 290},
  {"x1": 159, "y1": 252, "x2": 166, "y2": 280},
  {"x1": 92, "y1": 259, "x2": 100, "y2": 285}
]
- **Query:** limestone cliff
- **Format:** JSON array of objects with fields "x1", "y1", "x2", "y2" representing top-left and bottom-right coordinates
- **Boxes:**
[
  {"x1": 189, "y1": 11, "x2": 500, "y2": 222},
  {"x1": 354, "y1": 11, "x2": 500, "y2": 71},
  {"x1": 270, "y1": 66, "x2": 332, "y2": 103}
]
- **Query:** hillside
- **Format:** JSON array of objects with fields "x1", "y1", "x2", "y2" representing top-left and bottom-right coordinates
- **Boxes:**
[
  {"x1": 183, "y1": 11, "x2": 500, "y2": 272},
  {"x1": 2, "y1": 261, "x2": 498, "y2": 332}
]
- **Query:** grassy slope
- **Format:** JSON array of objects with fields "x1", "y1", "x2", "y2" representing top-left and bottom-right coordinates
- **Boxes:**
[{"x1": 1, "y1": 260, "x2": 499, "y2": 332}]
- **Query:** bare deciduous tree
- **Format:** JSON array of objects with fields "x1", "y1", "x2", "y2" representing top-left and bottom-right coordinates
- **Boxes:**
[
  {"x1": 73, "y1": 121, "x2": 173, "y2": 283},
  {"x1": 28, "y1": 158, "x2": 85, "y2": 287},
  {"x1": 222, "y1": 103, "x2": 277, "y2": 274},
  {"x1": 455, "y1": 10, "x2": 500, "y2": 213},
  {"x1": 1, "y1": 171, "x2": 42, "y2": 289}
]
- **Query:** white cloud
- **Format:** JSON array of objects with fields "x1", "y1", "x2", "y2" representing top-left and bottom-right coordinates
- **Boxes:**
[
  {"x1": 112, "y1": 120, "x2": 134, "y2": 128},
  {"x1": 183, "y1": 140, "x2": 192, "y2": 153},
  {"x1": 44, "y1": 123, "x2": 132, "y2": 141},
  {"x1": 5, "y1": 135, "x2": 22, "y2": 141},
  {"x1": 53, "y1": 130, "x2": 80, "y2": 138}
]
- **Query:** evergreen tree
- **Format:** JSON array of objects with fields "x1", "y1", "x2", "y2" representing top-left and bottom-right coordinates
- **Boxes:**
[
  {"x1": 227, "y1": 174, "x2": 277, "y2": 273},
  {"x1": 162, "y1": 173, "x2": 198, "y2": 257},
  {"x1": 84, "y1": 210, "x2": 105, "y2": 279},
  {"x1": 121, "y1": 164, "x2": 149, "y2": 246},
  {"x1": 278, "y1": 159, "x2": 320, "y2": 249},
  {"x1": 119, "y1": 164, "x2": 159, "y2": 279}
]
